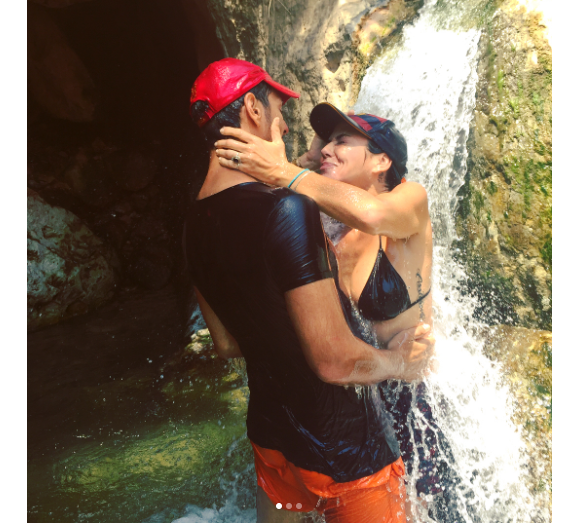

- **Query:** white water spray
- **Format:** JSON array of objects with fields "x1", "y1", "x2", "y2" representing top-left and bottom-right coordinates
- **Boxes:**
[{"x1": 355, "y1": 0, "x2": 548, "y2": 521}]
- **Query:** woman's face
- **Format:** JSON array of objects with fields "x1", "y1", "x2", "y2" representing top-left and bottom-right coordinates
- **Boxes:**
[{"x1": 319, "y1": 123, "x2": 386, "y2": 190}]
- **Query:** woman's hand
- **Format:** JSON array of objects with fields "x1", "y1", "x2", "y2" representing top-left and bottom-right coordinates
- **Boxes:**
[
  {"x1": 297, "y1": 133, "x2": 325, "y2": 171},
  {"x1": 215, "y1": 118, "x2": 297, "y2": 187},
  {"x1": 386, "y1": 324, "x2": 437, "y2": 382}
]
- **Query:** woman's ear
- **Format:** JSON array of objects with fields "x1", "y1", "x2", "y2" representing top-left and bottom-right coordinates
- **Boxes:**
[{"x1": 372, "y1": 153, "x2": 392, "y2": 176}]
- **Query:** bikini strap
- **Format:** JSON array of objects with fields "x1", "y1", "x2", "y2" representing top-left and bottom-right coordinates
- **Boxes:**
[
  {"x1": 378, "y1": 235, "x2": 385, "y2": 253},
  {"x1": 408, "y1": 287, "x2": 431, "y2": 308}
]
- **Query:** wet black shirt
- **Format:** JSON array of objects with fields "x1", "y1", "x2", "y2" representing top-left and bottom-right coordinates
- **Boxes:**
[{"x1": 184, "y1": 182, "x2": 400, "y2": 482}]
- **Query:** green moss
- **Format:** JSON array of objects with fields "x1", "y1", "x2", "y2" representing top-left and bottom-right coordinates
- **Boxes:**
[
  {"x1": 508, "y1": 98, "x2": 520, "y2": 118},
  {"x1": 540, "y1": 235, "x2": 552, "y2": 266},
  {"x1": 486, "y1": 180, "x2": 498, "y2": 195},
  {"x1": 473, "y1": 190, "x2": 485, "y2": 213},
  {"x1": 497, "y1": 70, "x2": 505, "y2": 98},
  {"x1": 540, "y1": 206, "x2": 552, "y2": 228},
  {"x1": 487, "y1": 210, "x2": 492, "y2": 223}
]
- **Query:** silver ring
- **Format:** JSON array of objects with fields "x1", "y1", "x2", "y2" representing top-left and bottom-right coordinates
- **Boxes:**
[{"x1": 233, "y1": 153, "x2": 241, "y2": 164}]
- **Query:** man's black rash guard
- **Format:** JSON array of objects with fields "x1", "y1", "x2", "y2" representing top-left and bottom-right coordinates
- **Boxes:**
[{"x1": 185, "y1": 182, "x2": 400, "y2": 482}]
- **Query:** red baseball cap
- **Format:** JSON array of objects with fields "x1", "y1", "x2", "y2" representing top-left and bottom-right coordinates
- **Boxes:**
[{"x1": 190, "y1": 58, "x2": 300, "y2": 127}]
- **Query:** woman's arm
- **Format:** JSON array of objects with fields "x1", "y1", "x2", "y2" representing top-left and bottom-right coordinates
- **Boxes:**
[
  {"x1": 286, "y1": 174, "x2": 428, "y2": 239},
  {"x1": 215, "y1": 119, "x2": 428, "y2": 239}
]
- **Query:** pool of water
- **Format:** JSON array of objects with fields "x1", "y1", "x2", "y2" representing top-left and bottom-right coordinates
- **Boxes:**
[{"x1": 28, "y1": 288, "x2": 255, "y2": 523}]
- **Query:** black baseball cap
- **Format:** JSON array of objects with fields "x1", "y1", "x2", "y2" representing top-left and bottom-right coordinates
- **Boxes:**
[{"x1": 310, "y1": 102, "x2": 408, "y2": 180}]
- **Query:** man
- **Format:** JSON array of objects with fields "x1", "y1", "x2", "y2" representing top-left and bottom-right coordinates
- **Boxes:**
[{"x1": 184, "y1": 58, "x2": 434, "y2": 523}]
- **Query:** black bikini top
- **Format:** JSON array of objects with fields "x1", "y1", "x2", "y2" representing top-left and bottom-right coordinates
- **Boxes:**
[{"x1": 357, "y1": 237, "x2": 430, "y2": 322}]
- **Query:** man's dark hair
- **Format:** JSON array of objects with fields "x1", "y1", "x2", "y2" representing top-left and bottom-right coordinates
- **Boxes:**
[
  {"x1": 367, "y1": 140, "x2": 402, "y2": 192},
  {"x1": 190, "y1": 81, "x2": 274, "y2": 146}
]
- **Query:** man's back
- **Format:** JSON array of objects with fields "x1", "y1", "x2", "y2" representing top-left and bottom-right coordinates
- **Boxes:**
[{"x1": 185, "y1": 182, "x2": 400, "y2": 482}]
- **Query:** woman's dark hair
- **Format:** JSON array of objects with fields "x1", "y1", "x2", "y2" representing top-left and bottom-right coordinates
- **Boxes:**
[
  {"x1": 190, "y1": 81, "x2": 274, "y2": 146},
  {"x1": 367, "y1": 139, "x2": 402, "y2": 192}
]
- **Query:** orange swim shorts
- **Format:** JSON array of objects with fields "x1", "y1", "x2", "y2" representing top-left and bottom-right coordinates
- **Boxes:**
[{"x1": 251, "y1": 441, "x2": 407, "y2": 523}]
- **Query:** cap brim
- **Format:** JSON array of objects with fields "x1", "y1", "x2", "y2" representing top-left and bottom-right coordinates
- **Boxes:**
[
  {"x1": 310, "y1": 103, "x2": 371, "y2": 142},
  {"x1": 263, "y1": 77, "x2": 300, "y2": 103}
]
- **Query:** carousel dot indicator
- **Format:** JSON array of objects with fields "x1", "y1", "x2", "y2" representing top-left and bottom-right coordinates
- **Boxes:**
[
  {"x1": 276, "y1": 503, "x2": 282, "y2": 509},
  {"x1": 286, "y1": 503, "x2": 293, "y2": 509},
  {"x1": 296, "y1": 503, "x2": 303, "y2": 509}
]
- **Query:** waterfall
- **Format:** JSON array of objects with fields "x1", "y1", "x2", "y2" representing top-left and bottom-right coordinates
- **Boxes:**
[
  {"x1": 159, "y1": 1, "x2": 549, "y2": 522},
  {"x1": 354, "y1": 0, "x2": 548, "y2": 521}
]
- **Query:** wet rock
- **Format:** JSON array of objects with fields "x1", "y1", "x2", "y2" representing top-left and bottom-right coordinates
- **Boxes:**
[
  {"x1": 28, "y1": 4, "x2": 98, "y2": 122},
  {"x1": 27, "y1": 189, "x2": 119, "y2": 331},
  {"x1": 352, "y1": 0, "x2": 423, "y2": 99},
  {"x1": 456, "y1": 0, "x2": 552, "y2": 329}
]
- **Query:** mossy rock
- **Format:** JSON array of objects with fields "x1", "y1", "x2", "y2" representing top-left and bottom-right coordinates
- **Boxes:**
[{"x1": 456, "y1": 0, "x2": 551, "y2": 330}]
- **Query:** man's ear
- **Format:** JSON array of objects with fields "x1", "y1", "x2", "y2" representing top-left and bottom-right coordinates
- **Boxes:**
[{"x1": 242, "y1": 92, "x2": 262, "y2": 128}]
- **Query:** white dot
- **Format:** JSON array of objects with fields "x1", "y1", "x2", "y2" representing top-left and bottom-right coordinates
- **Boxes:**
[
  {"x1": 276, "y1": 503, "x2": 282, "y2": 509},
  {"x1": 296, "y1": 503, "x2": 302, "y2": 509},
  {"x1": 286, "y1": 503, "x2": 292, "y2": 509}
]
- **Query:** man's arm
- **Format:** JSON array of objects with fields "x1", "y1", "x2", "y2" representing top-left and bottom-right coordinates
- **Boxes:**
[
  {"x1": 285, "y1": 279, "x2": 434, "y2": 385},
  {"x1": 194, "y1": 287, "x2": 243, "y2": 360}
]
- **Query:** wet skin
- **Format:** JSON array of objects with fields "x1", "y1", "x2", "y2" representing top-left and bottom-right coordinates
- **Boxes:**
[{"x1": 321, "y1": 124, "x2": 433, "y2": 346}]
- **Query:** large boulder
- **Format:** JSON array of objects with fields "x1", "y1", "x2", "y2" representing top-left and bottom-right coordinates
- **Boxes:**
[
  {"x1": 27, "y1": 190, "x2": 119, "y2": 331},
  {"x1": 28, "y1": 4, "x2": 98, "y2": 122}
]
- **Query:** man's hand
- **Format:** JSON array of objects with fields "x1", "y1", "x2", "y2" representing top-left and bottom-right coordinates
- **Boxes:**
[{"x1": 385, "y1": 324, "x2": 436, "y2": 382}]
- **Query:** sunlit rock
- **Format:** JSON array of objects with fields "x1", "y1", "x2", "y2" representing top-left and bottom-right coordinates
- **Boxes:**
[
  {"x1": 27, "y1": 189, "x2": 119, "y2": 330},
  {"x1": 189, "y1": 0, "x2": 409, "y2": 158},
  {"x1": 456, "y1": 0, "x2": 552, "y2": 330},
  {"x1": 352, "y1": 0, "x2": 423, "y2": 99},
  {"x1": 28, "y1": 4, "x2": 98, "y2": 122}
]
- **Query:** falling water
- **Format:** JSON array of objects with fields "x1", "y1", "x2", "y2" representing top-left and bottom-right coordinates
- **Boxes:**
[{"x1": 354, "y1": 0, "x2": 548, "y2": 522}]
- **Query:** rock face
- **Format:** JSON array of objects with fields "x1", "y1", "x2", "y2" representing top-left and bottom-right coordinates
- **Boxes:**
[
  {"x1": 483, "y1": 325, "x2": 551, "y2": 504},
  {"x1": 351, "y1": 0, "x2": 424, "y2": 100},
  {"x1": 28, "y1": 190, "x2": 119, "y2": 331},
  {"x1": 184, "y1": 0, "x2": 396, "y2": 158},
  {"x1": 456, "y1": 0, "x2": 552, "y2": 330},
  {"x1": 28, "y1": 4, "x2": 98, "y2": 122}
]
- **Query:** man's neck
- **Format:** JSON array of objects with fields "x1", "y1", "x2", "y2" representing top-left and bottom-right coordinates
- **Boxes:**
[{"x1": 197, "y1": 150, "x2": 257, "y2": 200}]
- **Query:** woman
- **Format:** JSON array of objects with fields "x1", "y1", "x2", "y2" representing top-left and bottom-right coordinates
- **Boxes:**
[{"x1": 215, "y1": 103, "x2": 456, "y2": 522}]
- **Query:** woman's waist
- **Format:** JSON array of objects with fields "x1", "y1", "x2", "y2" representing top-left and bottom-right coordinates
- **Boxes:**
[{"x1": 373, "y1": 299, "x2": 433, "y2": 347}]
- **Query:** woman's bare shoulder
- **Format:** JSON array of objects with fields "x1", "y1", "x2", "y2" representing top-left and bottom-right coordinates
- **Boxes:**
[{"x1": 376, "y1": 181, "x2": 428, "y2": 202}]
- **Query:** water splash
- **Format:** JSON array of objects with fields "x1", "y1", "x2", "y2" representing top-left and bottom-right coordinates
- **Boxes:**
[{"x1": 355, "y1": 0, "x2": 548, "y2": 521}]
